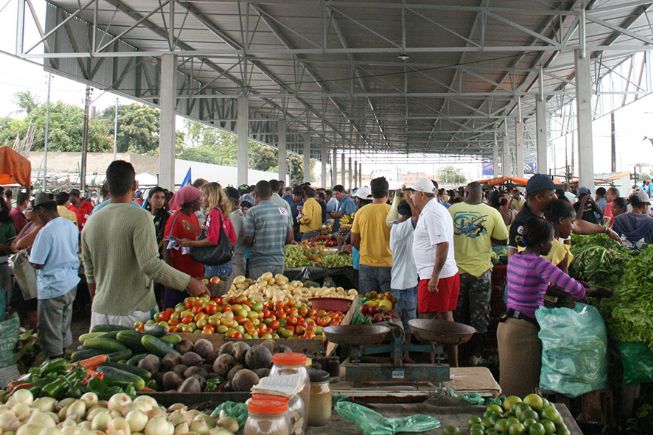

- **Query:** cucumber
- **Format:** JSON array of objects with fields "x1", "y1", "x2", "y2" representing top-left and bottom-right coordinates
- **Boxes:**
[
  {"x1": 84, "y1": 337, "x2": 129, "y2": 353},
  {"x1": 101, "y1": 362, "x2": 151, "y2": 380},
  {"x1": 91, "y1": 324, "x2": 132, "y2": 333},
  {"x1": 144, "y1": 324, "x2": 167, "y2": 337},
  {"x1": 160, "y1": 334, "x2": 182, "y2": 345},
  {"x1": 116, "y1": 331, "x2": 148, "y2": 353},
  {"x1": 141, "y1": 335, "x2": 175, "y2": 358},
  {"x1": 126, "y1": 353, "x2": 148, "y2": 366},
  {"x1": 97, "y1": 366, "x2": 145, "y2": 390},
  {"x1": 79, "y1": 331, "x2": 119, "y2": 343},
  {"x1": 70, "y1": 348, "x2": 103, "y2": 362},
  {"x1": 107, "y1": 349, "x2": 133, "y2": 362}
]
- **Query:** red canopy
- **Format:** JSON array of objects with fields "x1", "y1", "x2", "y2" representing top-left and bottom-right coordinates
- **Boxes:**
[
  {"x1": 477, "y1": 176, "x2": 529, "y2": 187},
  {"x1": 0, "y1": 146, "x2": 31, "y2": 188}
]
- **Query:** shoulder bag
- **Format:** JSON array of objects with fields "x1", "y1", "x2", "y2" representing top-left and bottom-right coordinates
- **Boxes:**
[
  {"x1": 9, "y1": 252, "x2": 37, "y2": 301},
  {"x1": 191, "y1": 209, "x2": 233, "y2": 265}
]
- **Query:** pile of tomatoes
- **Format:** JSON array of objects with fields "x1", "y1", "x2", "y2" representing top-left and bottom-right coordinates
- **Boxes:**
[{"x1": 141, "y1": 295, "x2": 346, "y2": 340}]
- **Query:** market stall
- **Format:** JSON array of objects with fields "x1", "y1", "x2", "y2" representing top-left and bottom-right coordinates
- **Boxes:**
[{"x1": 0, "y1": 146, "x2": 31, "y2": 188}]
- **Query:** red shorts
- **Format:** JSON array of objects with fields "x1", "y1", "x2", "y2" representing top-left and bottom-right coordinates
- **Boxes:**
[{"x1": 418, "y1": 273, "x2": 460, "y2": 313}]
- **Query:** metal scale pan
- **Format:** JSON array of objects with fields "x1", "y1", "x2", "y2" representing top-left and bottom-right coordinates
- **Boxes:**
[
  {"x1": 408, "y1": 319, "x2": 477, "y2": 346},
  {"x1": 324, "y1": 324, "x2": 391, "y2": 346}
]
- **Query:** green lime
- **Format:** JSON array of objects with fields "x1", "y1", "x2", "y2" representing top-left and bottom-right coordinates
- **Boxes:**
[
  {"x1": 470, "y1": 425, "x2": 485, "y2": 435},
  {"x1": 507, "y1": 417, "x2": 520, "y2": 427},
  {"x1": 523, "y1": 394, "x2": 544, "y2": 412},
  {"x1": 503, "y1": 395, "x2": 523, "y2": 412},
  {"x1": 541, "y1": 406, "x2": 562, "y2": 425},
  {"x1": 482, "y1": 416, "x2": 496, "y2": 429},
  {"x1": 556, "y1": 426, "x2": 571, "y2": 435},
  {"x1": 514, "y1": 403, "x2": 530, "y2": 419},
  {"x1": 540, "y1": 419, "x2": 556, "y2": 434},
  {"x1": 509, "y1": 422, "x2": 526, "y2": 435},
  {"x1": 527, "y1": 422, "x2": 545, "y2": 435},
  {"x1": 494, "y1": 418, "x2": 510, "y2": 433},
  {"x1": 442, "y1": 426, "x2": 461, "y2": 435},
  {"x1": 468, "y1": 416, "x2": 483, "y2": 426},
  {"x1": 521, "y1": 410, "x2": 539, "y2": 422},
  {"x1": 523, "y1": 418, "x2": 538, "y2": 428},
  {"x1": 487, "y1": 403, "x2": 504, "y2": 415}
]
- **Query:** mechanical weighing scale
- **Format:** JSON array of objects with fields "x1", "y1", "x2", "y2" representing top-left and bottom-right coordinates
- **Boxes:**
[{"x1": 324, "y1": 320, "x2": 476, "y2": 387}]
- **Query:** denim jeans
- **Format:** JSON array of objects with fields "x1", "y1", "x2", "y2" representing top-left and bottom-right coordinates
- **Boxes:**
[
  {"x1": 358, "y1": 265, "x2": 392, "y2": 294},
  {"x1": 391, "y1": 287, "x2": 417, "y2": 332},
  {"x1": 205, "y1": 262, "x2": 233, "y2": 279}
]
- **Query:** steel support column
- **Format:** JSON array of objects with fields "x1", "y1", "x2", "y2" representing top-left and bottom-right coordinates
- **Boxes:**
[
  {"x1": 353, "y1": 160, "x2": 358, "y2": 188},
  {"x1": 515, "y1": 120, "x2": 524, "y2": 178},
  {"x1": 278, "y1": 120, "x2": 287, "y2": 183},
  {"x1": 358, "y1": 162, "x2": 362, "y2": 187},
  {"x1": 502, "y1": 131, "x2": 512, "y2": 176},
  {"x1": 303, "y1": 133, "x2": 311, "y2": 183},
  {"x1": 536, "y1": 97, "x2": 548, "y2": 174},
  {"x1": 332, "y1": 148, "x2": 338, "y2": 187},
  {"x1": 341, "y1": 153, "x2": 346, "y2": 187},
  {"x1": 575, "y1": 49, "x2": 595, "y2": 190},
  {"x1": 237, "y1": 95, "x2": 249, "y2": 186},
  {"x1": 320, "y1": 142, "x2": 328, "y2": 188},
  {"x1": 493, "y1": 132, "x2": 500, "y2": 177},
  {"x1": 159, "y1": 53, "x2": 176, "y2": 190},
  {"x1": 348, "y1": 157, "x2": 353, "y2": 191}
]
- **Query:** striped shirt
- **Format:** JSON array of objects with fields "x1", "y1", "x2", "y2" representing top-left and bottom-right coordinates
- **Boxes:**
[
  {"x1": 506, "y1": 252, "x2": 585, "y2": 318},
  {"x1": 244, "y1": 199, "x2": 292, "y2": 268}
]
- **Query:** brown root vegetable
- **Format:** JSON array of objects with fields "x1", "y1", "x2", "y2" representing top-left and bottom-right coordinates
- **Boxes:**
[
  {"x1": 183, "y1": 366, "x2": 202, "y2": 379},
  {"x1": 175, "y1": 339, "x2": 194, "y2": 354},
  {"x1": 173, "y1": 364, "x2": 188, "y2": 377},
  {"x1": 260, "y1": 339, "x2": 276, "y2": 353},
  {"x1": 162, "y1": 372, "x2": 183, "y2": 390},
  {"x1": 161, "y1": 352, "x2": 182, "y2": 371},
  {"x1": 232, "y1": 342, "x2": 250, "y2": 364},
  {"x1": 213, "y1": 354, "x2": 236, "y2": 377},
  {"x1": 254, "y1": 368, "x2": 270, "y2": 379},
  {"x1": 177, "y1": 377, "x2": 201, "y2": 393},
  {"x1": 231, "y1": 369, "x2": 260, "y2": 392},
  {"x1": 190, "y1": 375, "x2": 206, "y2": 390},
  {"x1": 226, "y1": 364, "x2": 243, "y2": 382},
  {"x1": 181, "y1": 351, "x2": 203, "y2": 367},
  {"x1": 206, "y1": 350, "x2": 221, "y2": 364},
  {"x1": 218, "y1": 342, "x2": 235, "y2": 357},
  {"x1": 137, "y1": 354, "x2": 160, "y2": 374},
  {"x1": 192, "y1": 339, "x2": 213, "y2": 358},
  {"x1": 245, "y1": 345, "x2": 273, "y2": 370},
  {"x1": 275, "y1": 345, "x2": 293, "y2": 354}
]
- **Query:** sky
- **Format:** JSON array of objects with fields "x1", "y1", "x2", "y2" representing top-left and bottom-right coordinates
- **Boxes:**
[{"x1": 0, "y1": 0, "x2": 651, "y2": 184}]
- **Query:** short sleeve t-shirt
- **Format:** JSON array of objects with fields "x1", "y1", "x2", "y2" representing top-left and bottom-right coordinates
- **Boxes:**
[
  {"x1": 29, "y1": 217, "x2": 80, "y2": 299},
  {"x1": 412, "y1": 199, "x2": 457, "y2": 279},
  {"x1": 508, "y1": 204, "x2": 540, "y2": 249},
  {"x1": 164, "y1": 211, "x2": 204, "y2": 278},
  {"x1": 448, "y1": 202, "x2": 509, "y2": 277},
  {"x1": 244, "y1": 200, "x2": 292, "y2": 267},
  {"x1": 351, "y1": 203, "x2": 393, "y2": 267},
  {"x1": 390, "y1": 219, "x2": 418, "y2": 290}
]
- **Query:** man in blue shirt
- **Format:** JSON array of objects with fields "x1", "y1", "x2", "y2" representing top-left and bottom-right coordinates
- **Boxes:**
[
  {"x1": 330, "y1": 185, "x2": 357, "y2": 231},
  {"x1": 326, "y1": 189, "x2": 339, "y2": 214},
  {"x1": 29, "y1": 193, "x2": 80, "y2": 358}
]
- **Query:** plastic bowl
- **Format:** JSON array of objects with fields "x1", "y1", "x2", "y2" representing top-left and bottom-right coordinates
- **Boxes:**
[{"x1": 309, "y1": 297, "x2": 353, "y2": 313}]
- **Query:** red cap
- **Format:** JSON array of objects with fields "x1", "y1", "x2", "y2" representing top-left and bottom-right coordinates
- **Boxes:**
[
  {"x1": 272, "y1": 352, "x2": 307, "y2": 366},
  {"x1": 247, "y1": 396, "x2": 289, "y2": 414}
]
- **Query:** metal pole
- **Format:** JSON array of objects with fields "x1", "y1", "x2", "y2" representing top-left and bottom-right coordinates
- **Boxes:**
[
  {"x1": 358, "y1": 162, "x2": 362, "y2": 186},
  {"x1": 348, "y1": 157, "x2": 353, "y2": 191},
  {"x1": 236, "y1": 94, "x2": 249, "y2": 186},
  {"x1": 113, "y1": 98, "x2": 119, "y2": 161},
  {"x1": 320, "y1": 142, "x2": 328, "y2": 188},
  {"x1": 536, "y1": 96, "x2": 547, "y2": 174},
  {"x1": 340, "y1": 153, "x2": 345, "y2": 187},
  {"x1": 492, "y1": 131, "x2": 499, "y2": 177},
  {"x1": 159, "y1": 53, "x2": 177, "y2": 190},
  {"x1": 331, "y1": 147, "x2": 337, "y2": 187},
  {"x1": 303, "y1": 133, "x2": 311, "y2": 183},
  {"x1": 42, "y1": 73, "x2": 51, "y2": 190},
  {"x1": 278, "y1": 120, "x2": 287, "y2": 182},
  {"x1": 575, "y1": 48, "x2": 595, "y2": 190},
  {"x1": 610, "y1": 112, "x2": 616, "y2": 173},
  {"x1": 80, "y1": 85, "x2": 92, "y2": 194}
]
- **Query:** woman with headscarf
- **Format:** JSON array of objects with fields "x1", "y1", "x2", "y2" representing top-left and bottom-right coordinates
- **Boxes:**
[
  {"x1": 163, "y1": 186, "x2": 203, "y2": 308},
  {"x1": 179, "y1": 182, "x2": 237, "y2": 279}
]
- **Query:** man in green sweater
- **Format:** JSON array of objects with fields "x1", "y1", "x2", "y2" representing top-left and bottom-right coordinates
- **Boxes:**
[{"x1": 82, "y1": 160, "x2": 208, "y2": 329}]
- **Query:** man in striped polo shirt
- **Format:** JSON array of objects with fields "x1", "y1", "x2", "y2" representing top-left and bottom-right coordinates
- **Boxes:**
[{"x1": 244, "y1": 180, "x2": 294, "y2": 279}]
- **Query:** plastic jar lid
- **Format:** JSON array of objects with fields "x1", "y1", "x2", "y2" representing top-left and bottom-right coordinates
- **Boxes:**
[
  {"x1": 247, "y1": 397, "x2": 289, "y2": 414},
  {"x1": 308, "y1": 368, "x2": 330, "y2": 383},
  {"x1": 272, "y1": 352, "x2": 307, "y2": 366}
]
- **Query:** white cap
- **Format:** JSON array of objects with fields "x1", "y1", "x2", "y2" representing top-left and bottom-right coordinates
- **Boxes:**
[
  {"x1": 354, "y1": 186, "x2": 371, "y2": 199},
  {"x1": 405, "y1": 178, "x2": 436, "y2": 193}
]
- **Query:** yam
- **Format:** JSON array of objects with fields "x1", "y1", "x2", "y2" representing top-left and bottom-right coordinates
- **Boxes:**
[
  {"x1": 161, "y1": 352, "x2": 182, "y2": 371},
  {"x1": 245, "y1": 345, "x2": 273, "y2": 370},
  {"x1": 226, "y1": 364, "x2": 243, "y2": 382},
  {"x1": 181, "y1": 351, "x2": 203, "y2": 367},
  {"x1": 213, "y1": 354, "x2": 236, "y2": 377},
  {"x1": 192, "y1": 339, "x2": 213, "y2": 358},
  {"x1": 162, "y1": 372, "x2": 183, "y2": 391},
  {"x1": 183, "y1": 366, "x2": 202, "y2": 379},
  {"x1": 137, "y1": 354, "x2": 160, "y2": 374},
  {"x1": 232, "y1": 342, "x2": 250, "y2": 364},
  {"x1": 231, "y1": 369, "x2": 260, "y2": 392},
  {"x1": 218, "y1": 342, "x2": 235, "y2": 357},
  {"x1": 177, "y1": 377, "x2": 201, "y2": 393},
  {"x1": 175, "y1": 339, "x2": 194, "y2": 354},
  {"x1": 173, "y1": 364, "x2": 188, "y2": 377},
  {"x1": 260, "y1": 340, "x2": 276, "y2": 353}
]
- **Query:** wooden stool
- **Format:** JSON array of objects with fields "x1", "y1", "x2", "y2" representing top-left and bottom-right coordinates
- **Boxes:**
[{"x1": 538, "y1": 388, "x2": 614, "y2": 431}]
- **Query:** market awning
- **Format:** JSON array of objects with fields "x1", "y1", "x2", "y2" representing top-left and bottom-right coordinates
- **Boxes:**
[
  {"x1": 0, "y1": 146, "x2": 31, "y2": 188},
  {"x1": 477, "y1": 176, "x2": 529, "y2": 187}
]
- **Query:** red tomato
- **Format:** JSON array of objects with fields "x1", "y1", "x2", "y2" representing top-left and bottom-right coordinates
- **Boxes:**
[
  {"x1": 205, "y1": 301, "x2": 218, "y2": 315},
  {"x1": 287, "y1": 316, "x2": 299, "y2": 326},
  {"x1": 317, "y1": 316, "x2": 331, "y2": 327},
  {"x1": 222, "y1": 306, "x2": 232, "y2": 312},
  {"x1": 263, "y1": 308, "x2": 271, "y2": 318},
  {"x1": 269, "y1": 320, "x2": 280, "y2": 331},
  {"x1": 298, "y1": 306, "x2": 308, "y2": 317},
  {"x1": 192, "y1": 306, "x2": 204, "y2": 314},
  {"x1": 184, "y1": 298, "x2": 194, "y2": 309},
  {"x1": 308, "y1": 309, "x2": 317, "y2": 317},
  {"x1": 181, "y1": 315, "x2": 194, "y2": 324},
  {"x1": 212, "y1": 297, "x2": 224, "y2": 304},
  {"x1": 232, "y1": 332, "x2": 243, "y2": 340},
  {"x1": 235, "y1": 315, "x2": 247, "y2": 324},
  {"x1": 286, "y1": 325, "x2": 295, "y2": 334},
  {"x1": 295, "y1": 325, "x2": 306, "y2": 335},
  {"x1": 275, "y1": 310, "x2": 286, "y2": 319}
]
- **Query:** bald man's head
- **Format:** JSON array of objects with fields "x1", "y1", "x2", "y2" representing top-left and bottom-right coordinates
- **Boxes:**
[{"x1": 464, "y1": 181, "x2": 483, "y2": 203}]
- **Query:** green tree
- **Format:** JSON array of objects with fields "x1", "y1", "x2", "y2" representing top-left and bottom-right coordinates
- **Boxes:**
[
  {"x1": 249, "y1": 141, "x2": 278, "y2": 172},
  {"x1": 436, "y1": 166, "x2": 467, "y2": 185},
  {"x1": 14, "y1": 91, "x2": 38, "y2": 115},
  {"x1": 288, "y1": 154, "x2": 304, "y2": 185},
  {"x1": 0, "y1": 117, "x2": 28, "y2": 147},
  {"x1": 99, "y1": 103, "x2": 160, "y2": 155}
]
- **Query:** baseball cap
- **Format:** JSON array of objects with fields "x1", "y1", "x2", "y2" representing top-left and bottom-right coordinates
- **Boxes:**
[
  {"x1": 577, "y1": 187, "x2": 591, "y2": 196},
  {"x1": 239, "y1": 194, "x2": 256, "y2": 206},
  {"x1": 405, "y1": 178, "x2": 436, "y2": 193},
  {"x1": 630, "y1": 189, "x2": 651, "y2": 204},
  {"x1": 353, "y1": 186, "x2": 371, "y2": 200},
  {"x1": 33, "y1": 192, "x2": 56, "y2": 207},
  {"x1": 526, "y1": 174, "x2": 556, "y2": 195}
]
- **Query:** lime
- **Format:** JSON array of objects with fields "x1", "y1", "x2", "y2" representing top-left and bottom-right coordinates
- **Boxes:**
[
  {"x1": 468, "y1": 416, "x2": 483, "y2": 426},
  {"x1": 469, "y1": 424, "x2": 485, "y2": 435},
  {"x1": 494, "y1": 418, "x2": 510, "y2": 433},
  {"x1": 556, "y1": 425, "x2": 571, "y2": 435},
  {"x1": 523, "y1": 394, "x2": 544, "y2": 412},
  {"x1": 442, "y1": 426, "x2": 461, "y2": 435},
  {"x1": 487, "y1": 403, "x2": 504, "y2": 415},
  {"x1": 523, "y1": 418, "x2": 538, "y2": 428},
  {"x1": 503, "y1": 395, "x2": 523, "y2": 412},
  {"x1": 540, "y1": 419, "x2": 556, "y2": 434},
  {"x1": 514, "y1": 403, "x2": 530, "y2": 419},
  {"x1": 509, "y1": 422, "x2": 526, "y2": 435},
  {"x1": 541, "y1": 406, "x2": 562, "y2": 425},
  {"x1": 521, "y1": 409, "x2": 539, "y2": 422},
  {"x1": 527, "y1": 422, "x2": 545, "y2": 435},
  {"x1": 485, "y1": 429, "x2": 498, "y2": 435},
  {"x1": 483, "y1": 411, "x2": 499, "y2": 420},
  {"x1": 482, "y1": 416, "x2": 496, "y2": 429},
  {"x1": 507, "y1": 417, "x2": 520, "y2": 427}
]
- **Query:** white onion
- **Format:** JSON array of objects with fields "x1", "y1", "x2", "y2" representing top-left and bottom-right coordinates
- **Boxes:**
[
  {"x1": 108, "y1": 417, "x2": 131, "y2": 435},
  {"x1": 173, "y1": 423, "x2": 189, "y2": 435},
  {"x1": 27, "y1": 412, "x2": 56, "y2": 428},
  {"x1": 108, "y1": 394, "x2": 131, "y2": 416},
  {"x1": 80, "y1": 393, "x2": 98, "y2": 409},
  {"x1": 189, "y1": 415, "x2": 210, "y2": 435},
  {"x1": 17, "y1": 424, "x2": 45, "y2": 435},
  {"x1": 38, "y1": 428, "x2": 63, "y2": 435},
  {"x1": 85, "y1": 407, "x2": 106, "y2": 422},
  {"x1": 144, "y1": 417, "x2": 174, "y2": 435},
  {"x1": 12, "y1": 390, "x2": 34, "y2": 406},
  {"x1": 55, "y1": 399, "x2": 74, "y2": 413},
  {"x1": 90, "y1": 412, "x2": 111, "y2": 431},
  {"x1": 64, "y1": 401, "x2": 86, "y2": 421},
  {"x1": 125, "y1": 410, "x2": 148, "y2": 432},
  {"x1": 0, "y1": 409, "x2": 19, "y2": 430},
  {"x1": 12, "y1": 403, "x2": 32, "y2": 421},
  {"x1": 32, "y1": 398, "x2": 56, "y2": 413},
  {"x1": 132, "y1": 397, "x2": 157, "y2": 413},
  {"x1": 60, "y1": 427, "x2": 76, "y2": 435}
]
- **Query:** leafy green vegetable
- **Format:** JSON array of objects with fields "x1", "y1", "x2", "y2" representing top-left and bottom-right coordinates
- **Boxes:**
[{"x1": 569, "y1": 234, "x2": 635, "y2": 288}]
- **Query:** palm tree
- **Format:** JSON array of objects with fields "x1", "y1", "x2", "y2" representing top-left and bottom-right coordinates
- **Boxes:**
[{"x1": 14, "y1": 91, "x2": 38, "y2": 115}]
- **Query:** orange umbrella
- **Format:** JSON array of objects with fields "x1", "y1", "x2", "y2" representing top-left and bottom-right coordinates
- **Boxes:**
[{"x1": 0, "y1": 146, "x2": 31, "y2": 188}]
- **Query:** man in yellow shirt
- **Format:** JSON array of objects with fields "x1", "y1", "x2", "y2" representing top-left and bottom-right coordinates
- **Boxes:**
[
  {"x1": 299, "y1": 187, "x2": 322, "y2": 240},
  {"x1": 55, "y1": 192, "x2": 78, "y2": 226},
  {"x1": 351, "y1": 177, "x2": 393, "y2": 293},
  {"x1": 448, "y1": 182, "x2": 508, "y2": 365}
]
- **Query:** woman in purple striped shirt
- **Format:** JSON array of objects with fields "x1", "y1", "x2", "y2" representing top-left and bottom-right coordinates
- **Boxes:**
[{"x1": 497, "y1": 217, "x2": 588, "y2": 397}]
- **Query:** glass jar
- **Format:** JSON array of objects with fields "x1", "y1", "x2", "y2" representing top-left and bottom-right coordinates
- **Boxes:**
[
  {"x1": 270, "y1": 352, "x2": 310, "y2": 427},
  {"x1": 307, "y1": 369, "x2": 332, "y2": 426},
  {"x1": 252, "y1": 393, "x2": 305, "y2": 435},
  {"x1": 244, "y1": 397, "x2": 290, "y2": 435}
]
